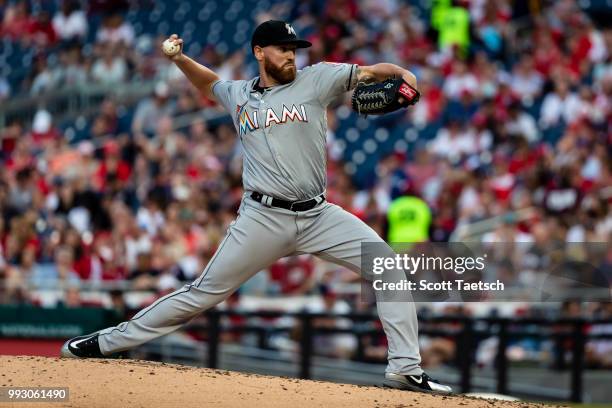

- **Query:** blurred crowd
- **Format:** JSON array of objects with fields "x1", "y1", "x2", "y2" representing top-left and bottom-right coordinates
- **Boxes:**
[{"x1": 0, "y1": 0, "x2": 611, "y2": 367}]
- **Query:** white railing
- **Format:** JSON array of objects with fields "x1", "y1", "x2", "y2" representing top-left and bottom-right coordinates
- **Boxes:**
[{"x1": 0, "y1": 81, "x2": 156, "y2": 129}]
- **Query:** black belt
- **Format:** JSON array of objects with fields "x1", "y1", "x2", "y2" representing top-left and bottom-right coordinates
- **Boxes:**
[{"x1": 250, "y1": 192, "x2": 325, "y2": 212}]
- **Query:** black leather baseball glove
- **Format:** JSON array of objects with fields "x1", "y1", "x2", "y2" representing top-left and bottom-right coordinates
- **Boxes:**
[{"x1": 351, "y1": 78, "x2": 420, "y2": 115}]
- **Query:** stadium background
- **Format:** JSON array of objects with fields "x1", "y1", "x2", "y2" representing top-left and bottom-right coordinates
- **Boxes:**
[{"x1": 0, "y1": 0, "x2": 610, "y2": 404}]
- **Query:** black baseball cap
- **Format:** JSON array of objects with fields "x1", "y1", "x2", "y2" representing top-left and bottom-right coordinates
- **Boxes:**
[{"x1": 251, "y1": 20, "x2": 312, "y2": 52}]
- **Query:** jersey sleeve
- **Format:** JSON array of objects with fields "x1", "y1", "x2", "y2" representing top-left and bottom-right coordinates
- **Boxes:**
[
  {"x1": 211, "y1": 79, "x2": 239, "y2": 112},
  {"x1": 306, "y1": 62, "x2": 358, "y2": 106}
]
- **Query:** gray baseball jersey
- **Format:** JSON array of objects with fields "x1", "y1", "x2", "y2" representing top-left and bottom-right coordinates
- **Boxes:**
[
  {"x1": 212, "y1": 62, "x2": 358, "y2": 201},
  {"x1": 96, "y1": 62, "x2": 423, "y2": 378}
]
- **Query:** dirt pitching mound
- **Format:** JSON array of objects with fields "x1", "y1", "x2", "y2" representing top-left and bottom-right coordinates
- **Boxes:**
[{"x1": 0, "y1": 356, "x2": 565, "y2": 408}]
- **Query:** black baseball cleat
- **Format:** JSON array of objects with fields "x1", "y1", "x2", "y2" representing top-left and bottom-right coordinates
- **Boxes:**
[
  {"x1": 60, "y1": 333, "x2": 105, "y2": 358},
  {"x1": 383, "y1": 372, "x2": 453, "y2": 394}
]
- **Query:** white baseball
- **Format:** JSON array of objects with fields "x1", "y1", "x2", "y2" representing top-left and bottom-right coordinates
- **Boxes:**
[{"x1": 162, "y1": 39, "x2": 181, "y2": 56}]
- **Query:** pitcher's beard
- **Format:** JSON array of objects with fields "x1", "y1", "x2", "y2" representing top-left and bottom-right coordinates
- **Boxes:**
[{"x1": 264, "y1": 59, "x2": 296, "y2": 84}]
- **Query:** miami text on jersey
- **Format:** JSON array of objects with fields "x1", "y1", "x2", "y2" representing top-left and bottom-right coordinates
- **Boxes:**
[{"x1": 236, "y1": 103, "x2": 308, "y2": 135}]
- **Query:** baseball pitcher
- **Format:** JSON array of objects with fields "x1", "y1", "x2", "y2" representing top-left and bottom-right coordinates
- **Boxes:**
[{"x1": 61, "y1": 20, "x2": 451, "y2": 395}]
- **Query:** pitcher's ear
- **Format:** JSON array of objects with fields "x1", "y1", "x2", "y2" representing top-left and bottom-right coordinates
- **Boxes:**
[{"x1": 253, "y1": 46, "x2": 264, "y2": 62}]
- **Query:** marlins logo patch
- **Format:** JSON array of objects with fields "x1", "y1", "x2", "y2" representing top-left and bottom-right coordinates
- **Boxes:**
[{"x1": 236, "y1": 102, "x2": 258, "y2": 136}]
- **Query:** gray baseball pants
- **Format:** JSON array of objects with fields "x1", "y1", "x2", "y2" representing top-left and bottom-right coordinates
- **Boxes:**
[{"x1": 97, "y1": 194, "x2": 423, "y2": 375}]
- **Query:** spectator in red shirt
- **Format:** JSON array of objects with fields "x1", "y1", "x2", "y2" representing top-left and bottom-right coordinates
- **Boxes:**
[
  {"x1": 1, "y1": 0, "x2": 34, "y2": 41},
  {"x1": 27, "y1": 10, "x2": 57, "y2": 47},
  {"x1": 268, "y1": 255, "x2": 315, "y2": 295},
  {"x1": 94, "y1": 141, "x2": 131, "y2": 193}
]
